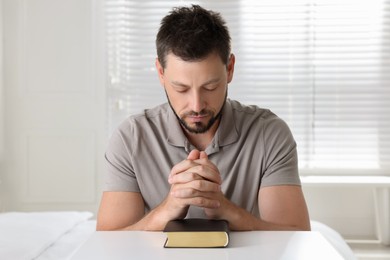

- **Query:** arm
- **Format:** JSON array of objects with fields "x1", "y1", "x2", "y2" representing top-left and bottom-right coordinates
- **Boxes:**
[
  {"x1": 258, "y1": 185, "x2": 311, "y2": 230},
  {"x1": 96, "y1": 191, "x2": 144, "y2": 231},
  {"x1": 96, "y1": 191, "x2": 183, "y2": 231},
  {"x1": 210, "y1": 185, "x2": 311, "y2": 231},
  {"x1": 170, "y1": 152, "x2": 311, "y2": 231},
  {"x1": 96, "y1": 150, "x2": 222, "y2": 231}
]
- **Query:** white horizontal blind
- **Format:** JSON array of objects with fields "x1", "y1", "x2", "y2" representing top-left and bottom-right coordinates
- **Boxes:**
[
  {"x1": 308, "y1": 0, "x2": 390, "y2": 172},
  {"x1": 105, "y1": 0, "x2": 390, "y2": 174}
]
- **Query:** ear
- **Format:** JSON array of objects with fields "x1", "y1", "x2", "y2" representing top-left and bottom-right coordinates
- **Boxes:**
[
  {"x1": 226, "y1": 54, "x2": 235, "y2": 83},
  {"x1": 155, "y1": 58, "x2": 165, "y2": 86}
]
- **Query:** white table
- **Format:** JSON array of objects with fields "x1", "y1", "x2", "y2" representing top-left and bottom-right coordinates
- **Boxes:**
[{"x1": 71, "y1": 231, "x2": 343, "y2": 260}]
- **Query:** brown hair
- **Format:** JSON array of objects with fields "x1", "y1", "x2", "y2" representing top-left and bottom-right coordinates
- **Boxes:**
[{"x1": 156, "y1": 5, "x2": 231, "y2": 68}]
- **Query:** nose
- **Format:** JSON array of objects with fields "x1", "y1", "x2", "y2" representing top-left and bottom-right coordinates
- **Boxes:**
[{"x1": 191, "y1": 90, "x2": 204, "y2": 113}]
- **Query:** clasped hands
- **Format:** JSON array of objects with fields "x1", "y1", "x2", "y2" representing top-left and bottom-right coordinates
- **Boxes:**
[{"x1": 164, "y1": 149, "x2": 229, "y2": 220}]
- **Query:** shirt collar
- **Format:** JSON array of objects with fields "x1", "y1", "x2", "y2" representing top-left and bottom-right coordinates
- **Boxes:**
[
  {"x1": 216, "y1": 99, "x2": 239, "y2": 147},
  {"x1": 167, "y1": 99, "x2": 239, "y2": 152},
  {"x1": 167, "y1": 106, "x2": 188, "y2": 148}
]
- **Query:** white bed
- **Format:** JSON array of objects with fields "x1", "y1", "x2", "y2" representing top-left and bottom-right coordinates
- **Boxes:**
[
  {"x1": 0, "y1": 211, "x2": 96, "y2": 260},
  {"x1": 0, "y1": 211, "x2": 356, "y2": 260}
]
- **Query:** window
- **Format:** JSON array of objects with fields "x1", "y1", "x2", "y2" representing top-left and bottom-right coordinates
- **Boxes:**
[{"x1": 105, "y1": 0, "x2": 390, "y2": 175}]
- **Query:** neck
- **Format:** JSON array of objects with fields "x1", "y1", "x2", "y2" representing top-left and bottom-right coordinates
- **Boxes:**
[{"x1": 183, "y1": 119, "x2": 220, "y2": 151}]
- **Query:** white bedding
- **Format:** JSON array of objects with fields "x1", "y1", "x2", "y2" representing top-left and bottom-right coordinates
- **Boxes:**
[
  {"x1": 35, "y1": 219, "x2": 96, "y2": 260},
  {"x1": 0, "y1": 211, "x2": 94, "y2": 260},
  {"x1": 0, "y1": 212, "x2": 356, "y2": 260}
]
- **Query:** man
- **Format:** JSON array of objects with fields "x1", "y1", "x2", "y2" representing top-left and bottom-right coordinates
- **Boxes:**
[{"x1": 97, "y1": 5, "x2": 310, "y2": 231}]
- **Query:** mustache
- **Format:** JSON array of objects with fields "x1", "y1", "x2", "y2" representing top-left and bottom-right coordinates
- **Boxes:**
[{"x1": 182, "y1": 110, "x2": 212, "y2": 117}]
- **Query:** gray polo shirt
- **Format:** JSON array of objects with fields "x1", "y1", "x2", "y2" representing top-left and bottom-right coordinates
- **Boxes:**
[{"x1": 104, "y1": 99, "x2": 300, "y2": 217}]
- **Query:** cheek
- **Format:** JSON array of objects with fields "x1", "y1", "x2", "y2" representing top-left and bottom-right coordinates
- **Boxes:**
[
  {"x1": 211, "y1": 87, "x2": 227, "y2": 104},
  {"x1": 166, "y1": 91, "x2": 186, "y2": 109},
  {"x1": 216, "y1": 89, "x2": 228, "y2": 111}
]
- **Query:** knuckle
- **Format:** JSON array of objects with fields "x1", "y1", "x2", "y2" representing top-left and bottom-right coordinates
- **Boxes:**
[
  {"x1": 194, "y1": 180, "x2": 205, "y2": 190},
  {"x1": 187, "y1": 188, "x2": 197, "y2": 196},
  {"x1": 198, "y1": 165, "x2": 206, "y2": 172},
  {"x1": 195, "y1": 197, "x2": 206, "y2": 205},
  {"x1": 189, "y1": 172, "x2": 198, "y2": 180}
]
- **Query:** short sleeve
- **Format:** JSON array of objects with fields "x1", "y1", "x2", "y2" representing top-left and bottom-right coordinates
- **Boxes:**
[
  {"x1": 260, "y1": 116, "x2": 301, "y2": 187},
  {"x1": 104, "y1": 127, "x2": 141, "y2": 192}
]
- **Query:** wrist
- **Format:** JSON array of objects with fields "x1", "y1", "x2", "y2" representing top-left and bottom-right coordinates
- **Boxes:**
[
  {"x1": 225, "y1": 204, "x2": 259, "y2": 231},
  {"x1": 145, "y1": 203, "x2": 175, "y2": 231}
]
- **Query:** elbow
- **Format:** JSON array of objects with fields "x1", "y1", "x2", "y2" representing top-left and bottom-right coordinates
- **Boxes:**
[
  {"x1": 295, "y1": 220, "x2": 311, "y2": 231},
  {"x1": 96, "y1": 222, "x2": 111, "y2": 231},
  {"x1": 96, "y1": 220, "x2": 123, "y2": 231}
]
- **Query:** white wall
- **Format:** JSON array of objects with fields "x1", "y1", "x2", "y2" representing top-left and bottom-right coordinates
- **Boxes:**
[
  {"x1": 0, "y1": 0, "x2": 4, "y2": 210},
  {"x1": 0, "y1": 0, "x2": 381, "y2": 241},
  {"x1": 0, "y1": 0, "x2": 3, "y2": 161},
  {"x1": 304, "y1": 186, "x2": 377, "y2": 240},
  {"x1": 1, "y1": 0, "x2": 106, "y2": 214}
]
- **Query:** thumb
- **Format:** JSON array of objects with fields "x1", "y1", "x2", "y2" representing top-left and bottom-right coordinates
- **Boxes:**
[
  {"x1": 199, "y1": 151, "x2": 208, "y2": 159},
  {"x1": 187, "y1": 149, "x2": 200, "y2": 160}
]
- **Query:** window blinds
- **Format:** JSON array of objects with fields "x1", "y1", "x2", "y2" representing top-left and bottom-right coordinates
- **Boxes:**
[{"x1": 105, "y1": 0, "x2": 390, "y2": 174}]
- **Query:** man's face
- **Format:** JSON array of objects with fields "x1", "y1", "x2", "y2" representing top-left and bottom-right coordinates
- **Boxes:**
[{"x1": 156, "y1": 52, "x2": 235, "y2": 134}]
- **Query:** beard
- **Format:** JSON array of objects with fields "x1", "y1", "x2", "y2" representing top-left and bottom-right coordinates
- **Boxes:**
[{"x1": 166, "y1": 92, "x2": 227, "y2": 134}]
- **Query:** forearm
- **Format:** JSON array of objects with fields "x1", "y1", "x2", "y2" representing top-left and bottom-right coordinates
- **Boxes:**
[
  {"x1": 97, "y1": 191, "x2": 185, "y2": 231},
  {"x1": 207, "y1": 196, "x2": 311, "y2": 231},
  {"x1": 119, "y1": 209, "x2": 167, "y2": 231},
  {"x1": 116, "y1": 193, "x2": 193, "y2": 231},
  {"x1": 226, "y1": 205, "x2": 311, "y2": 231}
]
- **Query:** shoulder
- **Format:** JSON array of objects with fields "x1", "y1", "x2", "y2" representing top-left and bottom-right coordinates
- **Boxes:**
[
  {"x1": 116, "y1": 103, "x2": 169, "y2": 132},
  {"x1": 228, "y1": 99, "x2": 286, "y2": 128},
  {"x1": 229, "y1": 99, "x2": 274, "y2": 118},
  {"x1": 108, "y1": 103, "x2": 170, "y2": 150},
  {"x1": 228, "y1": 99, "x2": 294, "y2": 144}
]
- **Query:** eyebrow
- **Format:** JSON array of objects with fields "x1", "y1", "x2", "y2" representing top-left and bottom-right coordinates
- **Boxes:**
[{"x1": 171, "y1": 78, "x2": 221, "y2": 88}]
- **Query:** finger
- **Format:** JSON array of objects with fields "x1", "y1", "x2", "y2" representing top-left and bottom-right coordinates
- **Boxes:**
[
  {"x1": 168, "y1": 171, "x2": 203, "y2": 184},
  {"x1": 193, "y1": 157, "x2": 219, "y2": 175},
  {"x1": 169, "y1": 165, "x2": 221, "y2": 185},
  {"x1": 187, "y1": 149, "x2": 200, "y2": 160},
  {"x1": 170, "y1": 159, "x2": 200, "y2": 178},
  {"x1": 172, "y1": 179, "x2": 221, "y2": 194},
  {"x1": 187, "y1": 164, "x2": 222, "y2": 184},
  {"x1": 199, "y1": 151, "x2": 208, "y2": 159},
  {"x1": 169, "y1": 150, "x2": 202, "y2": 178},
  {"x1": 171, "y1": 195, "x2": 220, "y2": 209}
]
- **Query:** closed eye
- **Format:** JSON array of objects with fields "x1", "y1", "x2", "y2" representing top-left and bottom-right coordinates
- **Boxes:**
[
  {"x1": 204, "y1": 86, "x2": 218, "y2": 91},
  {"x1": 170, "y1": 83, "x2": 189, "y2": 93},
  {"x1": 175, "y1": 88, "x2": 189, "y2": 93}
]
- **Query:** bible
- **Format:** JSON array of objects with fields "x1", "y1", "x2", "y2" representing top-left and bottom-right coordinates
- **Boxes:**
[{"x1": 163, "y1": 218, "x2": 229, "y2": 248}]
